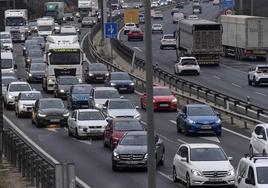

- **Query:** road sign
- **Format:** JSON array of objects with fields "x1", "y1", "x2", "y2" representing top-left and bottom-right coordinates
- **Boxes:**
[
  {"x1": 223, "y1": 0, "x2": 233, "y2": 9},
  {"x1": 105, "y1": 22, "x2": 118, "y2": 38}
]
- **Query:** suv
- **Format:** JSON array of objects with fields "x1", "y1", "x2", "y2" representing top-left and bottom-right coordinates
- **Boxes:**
[
  {"x1": 160, "y1": 34, "x2": 176, "y2": 49},
  {"x1": 248, "y1": 65, "x2": 268, "y2": 86},
  {"x1": 249, "y1": 124, "x2": 268, "y2": 156},
  {"x1": 123, "y1": 23, "x2": 137, "y2": 35},
  {"x1": 235, "y1": 154, "x2": 268, "y2": 188},
  {"x1": 174, "y1": 57, "x2": 200, "y2": 75},
  {"x1": 173, "y1": 143, "x2": 235, "y2": 187}
]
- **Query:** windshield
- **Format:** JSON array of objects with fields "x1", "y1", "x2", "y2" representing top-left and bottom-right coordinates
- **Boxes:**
[
  {"x1": 114, "y1": 120, "x2": 144, "y2": 131},
  {"x1": 31, "y1": 59, "x2": 44, "y2": 64},
  {"x1": 9, "y1": 84, "x2": 31, "y2": 92},
  {"x1": 188, "y1": 106, "x2": 215, "y2": 116},
  {"x1": 0, "y1": 33, "x2": 11, "y2": 39},
  {"x1": 49, "y1": 51, "x2": 80, "y2": 65},
  {"x1": 1, "y1": 39, "x2": 12, "y2": 43},
  {"x1": 120, "y1": 135, "x2": 147, "y2": 146},
  {"x1": 258, "y1": 67, "x2": 268, "y2": 73},
  {"x1": 38, "y1": 26, "x2": 52, "y2": 31},
  {"x1": 95, "y1": 90, "x2": 120, "y2": 99},
  {"x1": 153, "y1": 88, "x2": 172, "y2": 96},
  {"x1": 1, "y1": 59, "x2": 13, "y2": 69},
  {"x1": 30, "y1": 63, "x2": 46, "y2": 71},
  {"x1": 58, "y1": 77, "x2": 78, "y2": 85},
  {"x1": 40, "y1": 100, "x2": 64, "y2": 109},
  {"x1": 20, "y1": 93, "x2": 42, "y2": 100},
  {"x1": 181, "y1": 59, "x2": 197, "y2": 65},
  {"x1": 2, "y1": 77, "x2": 17, "y2": 86},
  {"x1": 109, "y1": 100, "x2": 134, "y2": 109},
  {"x1": 72, "y1": 86, "x2": 92, "y2": 94},
  {"x1": 190, "y1": 148, "x2": 227, "y2": 161},
  {"x1": 257, "y1": 167, "x2": 268, "y2": 184},
  {"x1": 111, "y1": 73, "x2": 130, "y2": 80},
  {"x1": 6, "y1": 17, "x2": 25, "y2": 26},
  {"x1": 78, "y1": 111, "x2": 105, "y2": 121},
  {"x1": 164, "y1": 35, "x2": 174, "y2": 39},
  {"x1": 89, "y1": 65, "x2": 107, "y2": 71}
]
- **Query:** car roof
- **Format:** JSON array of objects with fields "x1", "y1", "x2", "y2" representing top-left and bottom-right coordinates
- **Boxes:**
[
  {"x1": 126, "y1": 131, "x2": 147, "y2": 136},
  {"x1": 20, "y1": 91, "x2": 41, "y2": 94},
  {"x1": 241, "y1": 156, "x2": 268, "y2": 167},
  {"x1": 76, "y1": 109, "x2": 100, "y2": 112},
  {"x1": 186, "y1": 143, "x2": 220, "y2": 149},
  {"x1": 39, "y1": 98, "x2": 62, "y2": 102},
  {"x1": 94, "y1": 87, "x2": 117, "y2": 91},
  {"x1": 9, "y1": 81, "x2": 29, "y2": 85},
  {"x1": 186, "y1": 104, "x2": 210, "y2": 108}
]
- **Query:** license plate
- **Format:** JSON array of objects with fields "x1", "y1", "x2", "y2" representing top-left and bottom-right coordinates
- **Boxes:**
[
  {"x1": 90, "y1": 129, "x2": 101, "y2": 133},
  {"x1": 119, "y1": 88, "x2": 127, "y2": 90},
  {"x1": 126, "y1": 161, "x2": 138, "y2": 165},
  {"x1": 159, "y1": 104, "x2": 168, "y2": 107},
  {"x1": 201, "y1": 125, "x2": 211, "y2": 129},
  {"x1": 209, "y1": 178, "x2": 222, "y2": 182},
  {"x1": 96, "y1": 77, "x2": 103, "y2": 79},
  {"x1": 50, "y1": 119, "x2": 60, "y2": 122},
  {"x1": 81, "y1": 105, "x2": 88, "y2": 108}
]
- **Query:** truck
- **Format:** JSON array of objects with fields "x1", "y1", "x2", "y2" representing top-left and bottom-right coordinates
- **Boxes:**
[
  {"x1": 221, "y1": 15, "x2": 268, "y2": 61},
  {"x1": 176, "y1": 19, "x2": 223, "y2": 65},
  {"x1": 4, "y1": 9, "x2": 28, "y2": 42},
  {"x1": 42, "y1": 35, "x2": 83, "y2": 92},
  {"x1": 44, "y1": 2, "x2": 64, "y2": 24},
  {"x1": 78, "y1": 0, "x2": 92, "y2": 22},
  {"x1": 37, "y1": 17, "x2": 55, "y2": 37}
]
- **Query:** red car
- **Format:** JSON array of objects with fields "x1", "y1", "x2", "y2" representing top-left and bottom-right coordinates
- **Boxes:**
[
  {"x1": 127, "y1": 29, "x2": 144, "y2": 41},
  {"x1": 140, "y1": 86, "x2": 177, "y2": 111},
  {"x1": 103, "y1": 118, "x2": 145, "y2": 150}
]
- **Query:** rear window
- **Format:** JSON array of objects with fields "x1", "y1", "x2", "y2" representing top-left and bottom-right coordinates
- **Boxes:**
[
  {"x1": 181, "y1": 59, "x2": 197, "y2": 65},
  {"x1": 163, "y1": 35, "x2": 174, "y2": 39},
  {"x1": 258, "y1": 67, "x2": 268, "y2": 72},
  {"x1": 126, "y1": 23, "x2": 135, "y2": 27}
]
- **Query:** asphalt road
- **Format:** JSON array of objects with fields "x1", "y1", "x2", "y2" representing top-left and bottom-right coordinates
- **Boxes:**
[
  {"x1": 3, "y1": 11, "x2": 254, "y2": 188},
  {"x1": 120, "y1": 1, "x2": 268, "y2": 109}
]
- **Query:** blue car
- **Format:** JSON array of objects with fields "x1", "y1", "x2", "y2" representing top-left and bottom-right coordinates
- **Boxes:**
[
  {"x1": 67, "y1": 84, "x2": 93, "y2": 109},
  {"x1": 105, "y1": 72, "x2": 134, "y2": 93},
  {"x1": 176, "y1": 104, "x2": 222, "y2": 136}
]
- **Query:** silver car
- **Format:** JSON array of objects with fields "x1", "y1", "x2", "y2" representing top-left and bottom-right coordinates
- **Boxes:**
[
  {"x1": 248, "y1": 65, "x2": 268, "y2": 86},
  {"x1": 102, "y1": 99, "x2": 141, "y2": 120}
]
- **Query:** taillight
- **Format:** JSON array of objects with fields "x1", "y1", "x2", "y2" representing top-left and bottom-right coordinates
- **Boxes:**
[{"x1": 256, "y1": 71, "x2": 263, "y2": 74}]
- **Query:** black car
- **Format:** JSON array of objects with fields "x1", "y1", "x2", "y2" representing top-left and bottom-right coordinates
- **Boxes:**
[
  {"x1": 54, "y1": 76, "x2": 79, "y2": 98},
  {"x1": 32, "y1": 98, "x2": 69, "y2": 127},
  {"x1": 32, "y1": 36, "x2": 45, "y2": 49},
  {"x1": 26, "y1": 63, "x2": 46, "y2": 83},
  {"x1": 28, "y1": 20, "x2": 38, "y2": 33},
  {"x1": 23, "y1": 39, "x2": 40, "y2": 56},
  {"x1": 112, "y1": 131, "x2": 165, "y2": 171},
  {"x1": 85, "y1": 63, "x2": 109, "y2": 83},
  {"x1": 25, "y1": 49, "x2": 43, "y2": 68},
  {"x1": 176, "y1": 2, "x2": 184, "y2": 8},
  {"x1": 105, "y1": 72, "x2": 135, "y2": 93},
  {"x1": 64, "y1": 13, "x2": 74, "y2": 21}
]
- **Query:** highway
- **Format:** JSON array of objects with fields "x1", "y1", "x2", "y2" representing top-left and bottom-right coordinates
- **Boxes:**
[
  {"x1": 2, "y1": 13, "x2": 256, "y2": 187},
  {"x1": 120, "y1": 1, "x2": 268, "y2": 109}
]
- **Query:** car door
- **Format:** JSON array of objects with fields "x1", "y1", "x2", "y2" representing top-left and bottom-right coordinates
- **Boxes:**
[
  {"x1": 174, "y1": 146, "x2": 188, "y2": 180},
  {"x1": 244, "y1": 166, "x2": 256, "y2": 188},
  {"x1": 68, "y1": 111, "x2": 77, "y2": 133}
]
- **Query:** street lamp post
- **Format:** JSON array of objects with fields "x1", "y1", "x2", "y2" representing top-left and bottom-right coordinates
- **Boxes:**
[{"x1": 130, "y1": 47, "x2": 142, "y2": 73}]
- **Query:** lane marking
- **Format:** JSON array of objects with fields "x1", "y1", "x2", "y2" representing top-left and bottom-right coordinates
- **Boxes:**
[
  {"x1": 133, "y1": 46, "x2": 143, "y2": 52},
  {"x1": 255, "y1": 92, "x2": 267, "y2": 96},
  {"x1": 158, "y1": 171, "x2": 173, "y2": 181},
  {"x1": 169, "y1": 120, "x2": 176, "y2": 124},
  {"x1": 177, "y1": 138, "x2": 187, "y2": 144},
  {"x1": 231, "y1": 83, "x2": 241, "y2": 88},
  {"x1": 199, "y1": 136, "x2": 220, "y2": 143},
  {"x1": 212, "y1": 75, "x2": 221, "y2": 80}
]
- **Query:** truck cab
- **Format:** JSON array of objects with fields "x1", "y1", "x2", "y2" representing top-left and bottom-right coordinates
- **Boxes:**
[
  {"x1": 37, "y1": 17, "x2": 55, "y2": 37},
  {"x1": 44, "y1": 2, "x2": 64, "y2": 24}
]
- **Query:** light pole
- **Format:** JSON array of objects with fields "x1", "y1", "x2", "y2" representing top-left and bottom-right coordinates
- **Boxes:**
[{"x1": 130, "y1": 47, "x2": 142, "y2": 73}]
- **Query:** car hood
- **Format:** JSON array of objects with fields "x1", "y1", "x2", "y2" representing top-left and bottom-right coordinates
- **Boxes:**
[
  {"x1": 108, "y1": 109, "x2": 139, "y2": 117},
  {"x1": 110, "y1": 80, "x2": 133, "y2": 84},
  {"x1": 112, "y1": 131, "x2": 126, "y2": 140},
  {"x1": 115, "y1": 145, "x2": 147, "y2": 154},
  {"x1": 8, "y1": 91, "x2": 22, "y2": 97},
  {"x1": 191, "y1": 161, "x2": 233, "y2": 172},
  {"x1": 40, "y1": 108, "x2": 68, "y2": 115},
  {"x1": 72, "y1": 94, "x2": 90, "y2": 100},
  {"x1": 19, "y1": 100, "x2": 36, "y2": 105},
  {"x1": 77, "y1": 120, "x2": 107, "y2": 127},
  {"x1": 188, "y1": 116, "x2": 219, "y2": 123},
  {"x1": 154, "y1": 96, "x2": 175, "y2": 102}
]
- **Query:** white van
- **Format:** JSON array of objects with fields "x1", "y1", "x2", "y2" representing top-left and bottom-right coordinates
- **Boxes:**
[
  {"x1": 173, "y1": 12, "x2": 185, "y2": 24},
  {"x1": 1, "y1": 51, "x2": 16, "y2": 74}
]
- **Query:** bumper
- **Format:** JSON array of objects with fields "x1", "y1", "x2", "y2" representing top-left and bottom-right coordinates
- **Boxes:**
[
  {"x1": 161, "y1": 43, "x2": 176, "y2": 47},
  {"x1": 128, "y1": 36, "x2": 143, "y2": 40},
  {"x1": 256, "y1": 77, "x2": 268, "y2": 83},
  {"x1": 71, "y1": 100, "x2": 89, "y2": 108},
  {"x1": 86, "y1": 75, "x2": 107, "y2": 82},
  {"x1": 187, "y1": 123, "x2": 222, "y2": 134},
  {"x1": 36, "y1": 117, "x2": 68, "y2": 126},
  {"x1": 77, "y1": 127, "x2": 105, "y2": 137},
  {"x1": 154, "y1": 102, "x2": 177, "y2": 111},
  {"x1": 27, "y1": 75, "x2": 44, "y2": 82},
  {"x1": 152, "y1": 29, "x2": 163, "y2": 32},
  {"x1": 190, "y1": 175, "x2": 235, "y2": 187},
  {"x1": 179, "y1": 69, "x2": 200, "y2": 75},
  {"x1": 113, "y1": 158, "x2": 147, "y2": 168},
  {"x1": 113, "y1": 85, "x2": 134, "y2": 93}
]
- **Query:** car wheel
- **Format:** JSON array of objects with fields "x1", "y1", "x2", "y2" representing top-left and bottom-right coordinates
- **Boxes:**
[
  {"x1": 160, "y1": 45, "x2": 163, "y2": 49},
  {"x1": 253, "y1": 77, "x2": 259, "y2": 86},
  {"x1": 112, "y1": 161, "x2": 118, "y2": 171},
  {"x1": 68, "y1": 126, "x2": 73, "y2": 137},
  {"x1": 216, "y1": 132, "x2": 221, "y2": 137},
  {"x1": 103, "y1": 137, "x2": 108, "y2": 148},
  {"x1": 158, "y1": 150, "x2": 165, "y2": 166},
  {"x1": 248, "y1": 76, "x2": 252, "y2": 85},
  {"x1": 17, "y1": 111, "x2": 22, "y2": 118},
  {"x1": 176, "y1": 120, "x2": 182, "y2": 133},
  {"x1": 110, "y1": 139, "x2": 114, "y2": 151},
  {"x1": 173, "y1": 166, "x2": 179, "y2": 182},
  {"x1": 75, "y1": 128, "x2": 81, "y2": 139},
  {"x1": 183, "y1": 124, "x2": 190, "y2": 136},
  {"x1": 186, "y1": 173, "x2": 192, "y2": 188}
]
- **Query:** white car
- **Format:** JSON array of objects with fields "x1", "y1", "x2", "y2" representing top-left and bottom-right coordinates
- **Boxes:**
[
  {"x1": 235, "y1": 154, "x2": 268, "y2": 188},
  {"x1": 193, "y1": 8, "x2": 201, "y2": 14},
  {"x1": 152, "y1": 24, "x2": 163, "y2": 33},
  {"x1": 123, "y1": 23, "x2": 137, "y2": 35},
  {"x1": 213, "y1": 0, "x2": 220, "y2": 5},
  {"x1": 1, "y1": 51, "x2": 16, "y2": 74},
  {"x1": 4, "y1": 81, "x2": 32, "y2": 110},
  {"x1": 248, "y1": 65, "x2": 268, "y2": 86},
  {"x1": 88, "y1": 87, "x2": 122, "y2": 109},
  {"x1": 152, "y1": 11, "x2": 163, "y2": 20},
  {"x1": 68, "y1": 109, "x2": 108, "y2": 138},
  {"x1": 249, "y1": 124, "x2": 268, "y2": 156},
  {"x1": 160, "y1": 34, "x2": 176, "y2": 49},
  {"x1": 174, "y1": 57, "x2": 200, "y2": 75},
  {"x1": 15, "y1": 91, "x2": 42, "y2": 118},
  {"x1": 0, "y1": 31, "x2": 13, "y2": 51},
  {"x1": 102, "y1": 99, "x2": 141, "y2": 120},
  {"x1": 2, "y1": 75, "x2": 17, "y2": 95},
  {"x1": 173, "y1": 143, "x2": 235, "y2": 187}
]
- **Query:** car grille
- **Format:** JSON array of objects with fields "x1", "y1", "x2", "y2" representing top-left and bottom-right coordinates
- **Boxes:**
[
  {"x1": 202, "y1": 171, "x2": 228, "y2": 178},
  {"x1": 119, "y1": 154, "x2": 144, "y2": 160},
  {"x1": 10, "y1": 31, "x2": 20, "y2": 39},
  {"x1": 88, "y1": 126, "x2": 102, "y2": 129}
]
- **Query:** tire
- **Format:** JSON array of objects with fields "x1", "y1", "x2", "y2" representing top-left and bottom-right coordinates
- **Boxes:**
[
  {"x1": 75, "y1": 128, "x2": 81, "y2": 139},
  {"x1": 176, "y1": 120, "x2": 182, "y2": 133},
  {"x1": 68, "y1": 126, "x2": 72, "y2": 137},
  {"x1": 216, "y1": 132, "x2": 221, "y2": 137},
  {"x1": 263, "y1": 150, "x2": 267, "y2": 157},
  {"x1": 173, "y1": 167, "x2": 179, "y2": 182},
  {"x1": 103, "y1": 137, "x2": 108, "y2": 148},
  {"x1": 159, "y1": 150, "x2": 165, "y2": 166},
  {"x1": 112, "y1": 162, "x2": 118, "y2": 171},
  {"x1": 248, "y1": 76, "x2": 252, "y2": 85},
  {"x1": 253, "y1": 77, "x2": 259, "y2": 86},
  {"x1": 110, "y1": 139, "x2": 114, "y2": 151},
  {"x1": 186, "y1": 173, "x2": 192, "y2": 188},
  {"x1": 183, "y1": 124, "x2": 190, "y2": 136},
  {"x1": 17, "y1": 112, "x2": 22, "y2": 118},
  {"x1": 160, "y1": 45, "x2": 163, "y2": 49}
]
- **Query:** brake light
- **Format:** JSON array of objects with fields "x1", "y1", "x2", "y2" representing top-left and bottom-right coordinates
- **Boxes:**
[{"x1": 256, "y1": 71, "x2": 263, "y2": 74}]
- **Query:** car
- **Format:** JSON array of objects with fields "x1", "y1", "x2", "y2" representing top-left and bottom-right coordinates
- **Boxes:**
[
  {"x1": 159, "y1": 0, "x2": 168, "y2": 5},
  {"x1": 1, "y1": 51, "x2": 16, "y2": 74},
  {"x1": 123, "y1": 23, "x2": 137, "y2": 35},
  {"x1": 127, "y1": 28, "x2": 144, "y2": 41},
  {"x1": 105, "y1": 72, "x2": 135, "y2": 93},
  {"x1": 173, "y1": 12, "x2": 185, "y2": 23},
  {"x1": 235, "y1": 154, "x2": 268, "y2": 188},
  {"x1": 0, "y1": 32, "x2": 13, "y2": 51},
  {"x1": 202, "y1": 0, "x2": 209, "y2": 2},
  {"x1": 26, "y1": 63, "x2": 46, "y2": 83},
  {"x1": 31, "y1": 98, "x2": 69, "y2": 128},
  {"x1": 121, "y1": 2, "x2": 128, "y2": 8},
  {"x1": 2, "y1": 75, "x2": 18, "y2": 95},
  {"x1": 140, "y1": 86, "x2": 177, "y2": 111},
  {"x1": 193, "y1": 8, "x2": 201, "y2": 14},
  {"x1": 54, "y1": 76, "x2": 79, "y2": 98},
  {"x1": 174, "y1": 57, "x2": 200, "y2": 75},
  {"x1": 25, "y1": 49, "x2": 43, "y2": 68},
  {"x1": 152, "y1": 24, "x2": 163, "y2": 34},
  {"x1": 29, "y1": 58, "x2": 44, "y2": 65},
  {"x1": 160, "y1": 34, "x2": 176, "y2": 49},
  {"x1": 15, "y1": 91, "x2": 42, "y2": 118},
  {"x1": 102, "y1": 99, "x2": 141, "y2": 120},
  {"x1": 64, "y1": 13, "x2": 74, "y2": 21},
  {"x1": 81, "y1": 17, "x2": 97, "y2": 27},
  {"x1": 171, "y1": 8, "x2": 180, "y2": 16},
  {"x1": 112, "y1": 131, "x2": 165, "y2": 171},
  {"x1": 67, "y1": 109, "x2": 108, "y2": 138},
  {"x1": 103, "y1": 118, "x2": 145, "y2": 150},
  {"x1": 85, "y1": 63, "x2": 109, "y2": 83},
  {"x1": 28, "y1": 20, "x2": 38, "y2": 33},
  {"x1": 23, "y1": 39, "x2": 40, "y2": 56},
  {"x1": 176, "y1": 104, "x2": 222, "y2": 136},
  {"x1": 88, "y1": 87, "x2": 121, "y2": 109},
  {"x1": 4, "y1": 81, "x2": 32, "y2": 110},
  {"x1": 249, "y1": 124, "x2": 268, "y2": 156},
  {"x1": 31, "y1": 36, "x2": 45, "y2": 49},
  {"x1": 139, "y1": 14, "x2": 145, "y2": 23},
  {"x1": 67, "y1": 84, "x2": 93, "y2": 109},
  {"x1": 60, "y1": 25, "x2": 80, "y2": 36},
  {"x1": 188, "y1": 14, "x2": 199, "y2": 19},
  {"x1": 151, "y1": 2, "x2": 159, "y2": 7},
  {"x1": 54, "y1": 23, "x2": 60, "y2": 34},
  {"x1": 176, "y1": 2, "x2": 184, "y2": 8},
  {"x1": 248, "y1": 65, "x2": 268, "y2": 86},
  {"x1": 213, "y1": 0, "x2": 220, "y2": 5},
  {"x1": 152, "y1": 11, "x2": 164, "y2": 20},
  {"x1": 173, "y1": 143, "x2": 235, "y2": 187}
]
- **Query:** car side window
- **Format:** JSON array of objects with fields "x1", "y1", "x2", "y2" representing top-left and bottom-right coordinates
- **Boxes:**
[
  {"x1": 255, "y1": 126, "x2": 262, "y2": 135},
  {"x1": 71, "y1": 111, "x2": 76, "y2": 119},
  {"x1": 247, "y1": 166, "x2": 256, "y2": 185},
  {"x1": 261, "y1": 128, "x2": 267, "y2": 140}
]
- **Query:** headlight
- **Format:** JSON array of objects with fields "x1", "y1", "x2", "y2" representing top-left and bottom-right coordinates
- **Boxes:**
[
  {"x1": 172, "y1": 98, "x2": 177, "y2": 103},
  {"x1": 48, "y1": 79, "x2": 53, "y2": 83},
  {"x1": 187, "y1": 119, "x2": 195, "y2": 124},
  {"x1": 228, "y1": 169, "x2": 235, "y2": 176},
  {"x1": 95, "y1": 103, "x2": 103, "y2": 109},
  {"x1": 29, "y1": 73, "x2": 32, "y2": 77},
  {"x1": 113, "y1": 151, "x2": 120, "y2": 159},
  {"x1": 78, "y1": 78, "x2": 82, "y2": 83},
  {"x1": 110, "y1": 83, "x2": 116, "y2": 86},
  {"x1": 89, "y1": 73, "x2": 93, "y2": 77},
  {"x1": 8, "y1": 95, "x2": 13, "y2": 99},
  {"x1": 144, "y1": 153, "x2": 148, "y2": 159},
  {"x1": 27, "y1": 59, "x2": 30, "y2": 62},
  {"x1": 60, "y1": 89, "x2": 65, "y2": 93},
  {"x1": 105, "y1": 73, "x2": 109, "y2": 76},
  {"x1": 63, "y1": 112, "x2": 70, "y2": 117},
  {"x1": 134, "y1": 113, "x2": 141, "y2": 120},
  {"x1": 216, "y1": 119, "x2": 221, "y2": 124},
  {"x1": 191, "y1": 169, "x2": 202, "y2": 176},
  {"x1": 38, "y1": 112, "x2": 46, "y2": 117},
  {"x1": 19, "y1": 104, "x2": 25, "y2": 109},
  {"x1": 23, "y1": 47, "x2": 26, "y2": 50},
  {"x1": 130, "y1": 82, "x2": 134, "y2": 86},
  {"x1": 9, "y1": 70, "x2": 14, "y2": 73}
]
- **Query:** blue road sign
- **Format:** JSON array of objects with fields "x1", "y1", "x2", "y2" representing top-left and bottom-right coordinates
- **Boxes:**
[
  {"x1": 223, "y1": 0, "x2": 233, "y2": 9},
  {"x1": 105, "y1": 22, "x2": 118, "y2": 39}
]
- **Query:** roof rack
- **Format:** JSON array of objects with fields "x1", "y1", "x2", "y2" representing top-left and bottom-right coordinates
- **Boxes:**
[{"x1": 244, "y1": 153, "x2": 268, "y2": 163}]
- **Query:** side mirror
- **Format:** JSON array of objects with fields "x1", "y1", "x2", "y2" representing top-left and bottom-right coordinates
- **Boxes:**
[
  {"x1": 120, "y1": 96, "x2": 124, "y2": 99},
  {"x1": 106, "y1": 117, "x2": 112, "y2": 122},
  {"x1": 257, "y1": 134, "x2": 264, "y2": 139},
  {"x1": 245, "y1": 178, "x2": 252, "y2": 185},
  {"x1": 14, "y1": 64, "x2": 17, "y2": 69},
  {"x1": 215, "y1": 112, "x2": 221, "y2": 118},
  {"x1": 227, "y1": 157, "x2": 233, "y2": 161},
  {"x1": 70, "y1": 117, "x2": 75, "y2": 121},
  {"x1": 15, "y1": 98, "x2": 18, "y2": 102},
  {"x1": 180, "y1": 157, "x2": 187, "y2": 162}
]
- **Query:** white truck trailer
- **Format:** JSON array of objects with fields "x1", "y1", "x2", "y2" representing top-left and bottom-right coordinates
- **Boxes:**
[
  {"x1": 221, "y1": 15, "x2": 268, "y2": 61},
  {"x1": 78, "y1": 0, "x2": 92, "y2": 22},
  {"x1": 37, "y1": 17, "x2": 55, "y2": 37},
  {"x1": 5, "y1": 9, "x2": 28, "y2": 42}
]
